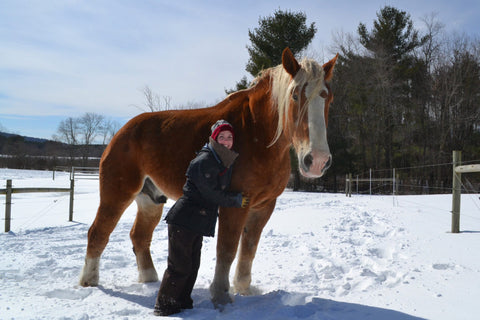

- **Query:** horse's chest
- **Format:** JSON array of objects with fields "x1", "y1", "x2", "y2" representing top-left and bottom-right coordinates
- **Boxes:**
[{"x1": 252, "y1": 160, "x2": 290, "y2": 191}]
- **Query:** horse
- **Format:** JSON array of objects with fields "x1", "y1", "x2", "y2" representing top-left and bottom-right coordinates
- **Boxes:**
[{"x1": 79, "y1": 47, "x2": 338, "y2": 305}]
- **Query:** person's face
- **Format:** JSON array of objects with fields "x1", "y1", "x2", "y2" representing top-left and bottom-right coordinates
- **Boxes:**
[{"x1": 217, "y1": 130, "x2": 233, "y2": 149}]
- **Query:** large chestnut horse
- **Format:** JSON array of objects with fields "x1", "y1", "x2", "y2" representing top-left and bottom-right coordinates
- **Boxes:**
[{"x1": 79, "y1": 48, "x2": 338, "y2": 305}]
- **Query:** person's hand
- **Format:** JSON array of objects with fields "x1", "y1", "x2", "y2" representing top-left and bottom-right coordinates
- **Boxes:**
[{"x1": 241, "y1": 193, "x2": 250, "y2": 208}]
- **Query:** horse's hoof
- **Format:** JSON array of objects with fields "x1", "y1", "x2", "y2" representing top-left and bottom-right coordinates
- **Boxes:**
[
  {"x1": 79, "y1": 275, "x2": 98, "y2": 287},
  {"x1": 79, "y1": 272, "x2": 99, "y2": 287},
  {"x1": 211, "y1": 293, "x2": 233, "y2": 309},
  {"x1": 79, "y1": 280, "x2": 97, "y2": 287},
  {"x1": 138, "y1": 268, "x2": 159, "y2": 283},
  {"x1": 79, "y1": 271, "x2": 99, "y2": 287},
  {"x1": 79, "y1": 257, "x2": 100, "y2": 287},
  {"x1": 233, "y1": 280, "x2": 251, "y2": 296}
]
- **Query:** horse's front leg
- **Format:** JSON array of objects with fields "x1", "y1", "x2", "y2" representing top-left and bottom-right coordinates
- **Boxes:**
[
  {"x1": 210, "y1": 207, "x2": 248, "y2": 307},
  {"x1": 234, "y1": 199, "x2": 276, "y2": 295}
]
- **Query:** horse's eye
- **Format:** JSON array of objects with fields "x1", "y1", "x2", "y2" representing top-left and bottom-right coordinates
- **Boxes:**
[
  {"x1": 320, "y1": 90, "x2": 328, "y2": 99},
  {"x1": 292, "y1": 94, "x2": 299, "y2": 101}
]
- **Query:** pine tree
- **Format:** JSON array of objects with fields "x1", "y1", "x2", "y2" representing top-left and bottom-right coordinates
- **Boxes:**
[
  {"x1": 226, "y1": 9, "x2": 316, "y2": 96},
  {"x1": 358, "y1": 6, "x2": 424, "y2": 62},
  {"x1": 356, "y1": 6, "x2": 427, "y2": 168},
  {"x1": 246, "y1": 9, "x2": 316, "y2": 76}
]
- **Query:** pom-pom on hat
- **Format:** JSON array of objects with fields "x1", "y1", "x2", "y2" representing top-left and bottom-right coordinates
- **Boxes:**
[{"x1": 210, "y1": 120, "x2": 234, "y2": 142}]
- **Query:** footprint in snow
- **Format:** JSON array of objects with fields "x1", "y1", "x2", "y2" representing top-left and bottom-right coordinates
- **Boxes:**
[{"x1": 432, "y1": 263, "x2": 454, "y2": 270}]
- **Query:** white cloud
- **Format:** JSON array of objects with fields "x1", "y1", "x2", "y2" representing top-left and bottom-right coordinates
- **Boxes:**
[{"x1": 1, "y1": 0, "x2": 478, "y2": 137}]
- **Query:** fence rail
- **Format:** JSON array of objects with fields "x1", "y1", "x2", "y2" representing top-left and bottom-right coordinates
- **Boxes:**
[
  {"x1": 345, "y1": 169, "x2": 398, "y2": 197},
  {"x1": 53, "y1": 166, "x2": 99, "y2": 180},
  {"x1": 455, "y1": 164, "x2": 480, "y2": 174},
  {"x1": 1, "y1": 179, "x2": 75, "y2": 232},
  {"x1": 71, "y1": 167, "x2": 99, "y2": 180},
  {"x1": 7, "y1": 187, "x2": 71, "y2": 193}
]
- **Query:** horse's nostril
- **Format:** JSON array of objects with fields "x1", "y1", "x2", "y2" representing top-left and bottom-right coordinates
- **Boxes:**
[
  {"x1": 324, "y1": 156, "x2": 332, "y2": 170},
  {"x1": 304, "y1": 154, "x2": 313, "y2": 168}
]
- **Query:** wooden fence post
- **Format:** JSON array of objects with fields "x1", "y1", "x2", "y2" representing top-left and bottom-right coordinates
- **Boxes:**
[
  {"x1": 5, "y1": 180, "x2": 12, "y2": 232},
  {"x1": 356, "y1": 175, "x2": 359, "y2": 194},
  {"x1": 348, "y1": 173, "x2": 352, "y2": 197},
  {"x1": 345, "y1": 174, "x2": 352, "y2": 197},
  {"x1": 451, "y1": 150, "x2": 461, "y2": 233},
  {"x1": 345, "y1": 174, "x2": 348, "y2": 196},
  {"x1": 369, "y1": 168, "x2": 372, "y2": 195},
  {"x1": 392, "y1": 168, "x2": 396, "y2": 196},
  {"x1": 69, "y1": 178, "x2": 74, "y2": 222},
  {"x1": 396, "y1": 175, "x2": 399, "y2": 194}
]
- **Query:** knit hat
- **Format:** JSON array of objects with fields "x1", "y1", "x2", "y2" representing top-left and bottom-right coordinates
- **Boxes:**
[{"x1": 210, "y1": 120, "x2": 234, "y2": 142}]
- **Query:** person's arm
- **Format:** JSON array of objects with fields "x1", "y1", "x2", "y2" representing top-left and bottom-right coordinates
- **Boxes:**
[{"x1": 188, "y1": 157, "x2": 242, "y2": 208}]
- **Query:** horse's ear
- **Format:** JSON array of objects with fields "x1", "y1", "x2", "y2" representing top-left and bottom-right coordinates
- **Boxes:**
[
  {"x1": 282, "y1": 47, "x2": 300, "y2": 77},
  {"x1": 323, "y1": 53, "x2": 339, "y2": 82}
]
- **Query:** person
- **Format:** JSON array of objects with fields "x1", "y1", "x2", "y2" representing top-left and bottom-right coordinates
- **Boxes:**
[{"x1": 154, "y1": 119, "x2": 249, "y2": 316}]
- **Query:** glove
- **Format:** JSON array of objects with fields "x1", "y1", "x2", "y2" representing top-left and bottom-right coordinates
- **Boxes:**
[{"x1": 241, "y1": 193, "x2": 250, "y2": 208}]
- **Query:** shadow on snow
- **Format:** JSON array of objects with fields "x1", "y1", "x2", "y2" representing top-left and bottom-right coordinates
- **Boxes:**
[{"x1": 99, "y1": 286, "x2": 426, "y2": 320}]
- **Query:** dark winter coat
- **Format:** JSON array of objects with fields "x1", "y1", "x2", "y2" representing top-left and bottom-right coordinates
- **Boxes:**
[{"x1": 165, "y1": 138, "x2": 242, "y2": 237}]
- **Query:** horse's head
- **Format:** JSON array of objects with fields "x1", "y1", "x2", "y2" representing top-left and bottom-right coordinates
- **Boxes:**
[{"x1": 270, "y1": 48, "x2": 338, "y2": 178}]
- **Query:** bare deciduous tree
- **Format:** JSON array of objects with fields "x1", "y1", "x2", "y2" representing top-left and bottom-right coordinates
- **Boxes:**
[
  {"x1": 53, "y1": 113, "x2": 122, "y2": 165},
  {"x1": 79, "y1": 113, "x2": 105, "y2": 146},
  {"x1": 140, "y1": 86, "x2": 171, "y2": 112},
  {"x1": 419, "y1": 12, "x2": 445, "y2": 73},
  {"x1": 100, "y1": 118, "x2": 122, "y2": 145},
  {"x1": 53, "y1": 117, "x2": 79, "y2": 145}
]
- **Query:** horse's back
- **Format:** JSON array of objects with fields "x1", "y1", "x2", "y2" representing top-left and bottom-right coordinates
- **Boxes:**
[{"x1": 99, "y1": 110, "x2": 218, "y2": 200}]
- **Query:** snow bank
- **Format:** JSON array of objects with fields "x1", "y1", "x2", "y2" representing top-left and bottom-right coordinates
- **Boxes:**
[{"x1": 1, "y1": 169, "x2": 480, "y2": 319}]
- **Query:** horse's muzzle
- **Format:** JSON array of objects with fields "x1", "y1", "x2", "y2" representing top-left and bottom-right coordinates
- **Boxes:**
[{"x1": 300, "y1": 151, "x2": 332, "y2": 178}]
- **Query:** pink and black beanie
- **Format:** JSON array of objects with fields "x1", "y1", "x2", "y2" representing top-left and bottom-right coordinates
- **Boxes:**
[{"x1": 210, "y1": 120, "x2": 234, "y2": 142}]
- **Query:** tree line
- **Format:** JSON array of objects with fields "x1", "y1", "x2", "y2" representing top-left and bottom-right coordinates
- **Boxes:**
[
  {"x1": 53, "y1": 112, "x2": 120, "y2": 146},
  {"x1": 0, "y1": 113, "x2": 119, "y2": 169},
  {"x1": 0, "y1": 132, "x2": 105, "y2": 169},
  {"x1": 322, "y1": 7, "x2": 480, "y2": 193},
  {"x1": 228, "y1": 7, "x2": 480, "y2": 193}
]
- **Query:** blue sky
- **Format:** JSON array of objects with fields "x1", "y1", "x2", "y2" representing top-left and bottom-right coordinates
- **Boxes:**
[{"x1": 1, "y1": 0, "x2": 479, "y2": 140}]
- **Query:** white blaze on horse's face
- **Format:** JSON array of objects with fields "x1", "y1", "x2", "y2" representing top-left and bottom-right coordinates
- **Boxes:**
[
  {"x1": 271, "y1": 48, "x2": 337, "y2": 178},
  {"x1": 298, "y1": 82, "x2": 332, "y2": 178}
]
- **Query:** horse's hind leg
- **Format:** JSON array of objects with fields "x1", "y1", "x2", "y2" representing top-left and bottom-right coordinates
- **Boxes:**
[
  {"x1": 79, "y1": 195, "x2": 135, "y2": 287},
  {"x1": 130, "y1": 194, "x2": 164, "y2": 283},
  {"x1": 234, "y1": 199, "x2": 276, "y2": 295},
  {"x1": 79, "y1": 162, "x2": 142, "y2": 287}
]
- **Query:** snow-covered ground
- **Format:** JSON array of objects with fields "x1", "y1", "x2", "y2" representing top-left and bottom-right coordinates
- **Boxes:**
[{"x1": 1, "y1": 168, "x2": 480, "y2": 319}]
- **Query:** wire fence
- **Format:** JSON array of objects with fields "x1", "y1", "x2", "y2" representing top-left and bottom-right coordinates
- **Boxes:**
[
  {"x1": 344, "y1": 158, "x2": 480, "y2": 196},
  {"x1": 342, "y1": 152, "x2": 480, "y2": 233},
  {"x1": 1, "y1": 167, "x2": 98, "y2": 232}
]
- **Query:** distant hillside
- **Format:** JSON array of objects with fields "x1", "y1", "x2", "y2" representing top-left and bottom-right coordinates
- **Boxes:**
[
  {"x1": 0, "y1": 131, "x2": 106, "y2": 170},
  {"x1": 0, "y1": 131, "x2": 49, "y2": 143}
]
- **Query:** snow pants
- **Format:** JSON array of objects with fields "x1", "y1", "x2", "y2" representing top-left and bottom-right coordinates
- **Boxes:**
[{"x1": 155, "y1": 224, "x2": 203, "y2": 309}]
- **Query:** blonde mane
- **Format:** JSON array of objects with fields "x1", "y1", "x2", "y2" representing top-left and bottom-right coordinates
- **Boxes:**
[{"x1": 259, "y1": 58, "x2": 327, "y2": 147}]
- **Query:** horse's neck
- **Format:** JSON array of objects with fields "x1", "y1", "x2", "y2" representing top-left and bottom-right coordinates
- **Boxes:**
[{"x1": 244, "y1": 77, "x2": 291, "y2": 153}]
